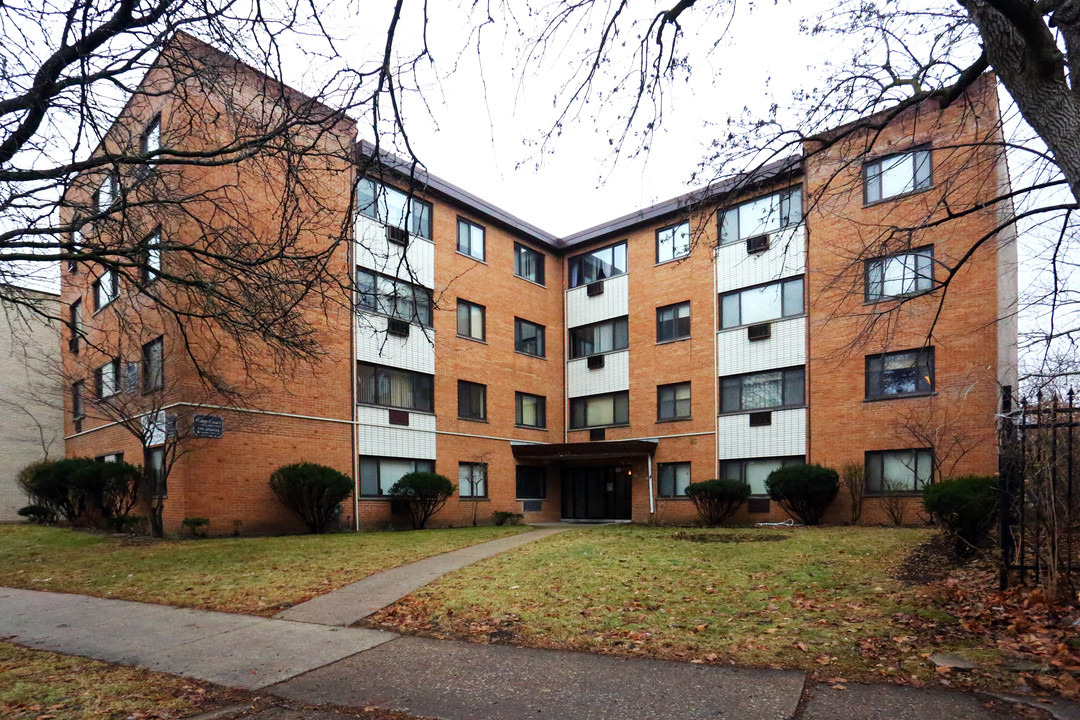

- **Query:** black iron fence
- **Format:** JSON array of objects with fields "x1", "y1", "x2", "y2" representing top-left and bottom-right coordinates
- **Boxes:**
[{"x1": 998, "y1": 387, "x2": 1079, "y2": 591}]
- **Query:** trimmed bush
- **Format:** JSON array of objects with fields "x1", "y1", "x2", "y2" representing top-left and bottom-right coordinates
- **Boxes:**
[
  {"x1": 69, "y1": 460, "x2": 143, "y2": 531},
  {"x1": 765, "y1": 463, "x2": 839, "y2": 526},
  {"x1": 388, "y1": 472, "x2": 455, "y2": 529},
  {"x1": 492, "y1": 511, "x2": 524, "y2": 526},
  {"x1": 923, "y1": 475, "x2": 998, "y2": 556},
  {"x1": 269, "y1": 463, "x2": 353, "y2": 534},
  {"x1": 17, "y1": 505, "x2": 54, "y2": 524},
  {"x1": 685, "y1": 479, "x2": 751, "y2": 526},
  {"x1": 181, "y1": 517, "x2": 210, "y2": 537},
  {"x1": 18, "y1": 458, "x2": 97, "y2": 522}
]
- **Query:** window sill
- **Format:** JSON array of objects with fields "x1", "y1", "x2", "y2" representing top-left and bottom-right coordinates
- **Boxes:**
[
  {"x1": 863, "y1": 289, "x2": 934, "y2": 306},
  {"x1": 567, "y1": 271, "x2": 628, "y2": 291},
  {"x1": 515, "y1": 424, "x2": 548, "y2": 431},
  {"x1": 513, "y1": 274, "x2": 546, "y2": 289},
  {"x1": 516, "y1": 497, "x2": 547, "y2": 502},
  {"x1": 654, "y1": 253, "x2": 691, "y2": 267},
  {"x1": 864, "y1": 491, "x2": 924, "y2": 497},
  {"x1": 657, "y1": 496, "x2": 692, "y2": 501},
  {"x1": 862, "y1": 184, "x2": 935, "y2": 208},
  {"x1": 716, "y1": 313, "x2": 806, "y2": 334},
  {"x1": 569, "y1": 423, "x2": 631, "y2": 431},
  {"x1": 460, "y1": 496, "x2": 490, "y2": 501},
  {"x1": 514, "y1": 350, "x2": 546, "y2": 361},
  {"x1": 455, "y1": 250, "x2": 487, "y2": 264},
  {"x1": 656, "y1": 416, "x2": 692, "y2": 424},
  {"x1": 568, "y1": 348, "x2": 628, "y2": 362},
  {"x1": 457, "y1": 416, "x2": 489, "y2": 424},
  {"x1": 717, "y1": 405, "x2": 805, "y2": 417},
  {"x1": 356, "y1": 308, "x2": 434, "y2": 331},
  {"x1": 355, "y1": 402, "x2": 436, "y2": 416},
  {"x1": 656, "y1": 336, "x2": 691, "y2": 346},
  {"x1": 456, "y1": 334, "x2": 487, "y2": 345},
  {"x1": 863, "y1": 392, "x2": 936, "y2": 404},
  {"x1": 358, "y1": 496, "x2": 393, "y2": 501}
]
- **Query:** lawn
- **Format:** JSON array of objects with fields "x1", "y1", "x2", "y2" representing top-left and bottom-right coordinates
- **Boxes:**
[
  {"x1": 0, "y1": 523, "x2": 529, "y2": 616},
  {"x1": 369, "y1": 525, "x2": 1019, "y2": 688},
  {"x1": 0, "y1": 641, "x2": 248, "y2": 719}
]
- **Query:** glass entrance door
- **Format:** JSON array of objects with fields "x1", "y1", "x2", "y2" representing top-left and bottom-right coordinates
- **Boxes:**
[{"x1": 561, "y1": 465, "x2": 632, "y2": 520}]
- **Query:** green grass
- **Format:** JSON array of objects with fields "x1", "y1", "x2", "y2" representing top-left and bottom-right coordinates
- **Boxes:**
[
  {"x1": 0, "y1": 641, "x2": 246, "y2": 719},
  {"x1": 0, "y1": 523, "x2": 529, "y2": 615},
  {"x1": 370, "y1": 525, "x2": 1009, "y2": 685}
]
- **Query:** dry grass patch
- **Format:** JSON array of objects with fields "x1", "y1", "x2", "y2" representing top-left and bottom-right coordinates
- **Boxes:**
[
  {"x1": 370, "y1": 525, "x2": 1017, "y2": 689},
  {"x1": 0, "y1": 524, "x2": 528, "y2": 615},
  {"x1": 0, "y1": 640, "x2": 247, "y2": 719}
]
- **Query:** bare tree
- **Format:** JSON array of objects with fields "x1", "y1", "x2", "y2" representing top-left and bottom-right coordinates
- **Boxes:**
[{"x1": 893, "y1": 390, "x2": 986, "y2": 484}]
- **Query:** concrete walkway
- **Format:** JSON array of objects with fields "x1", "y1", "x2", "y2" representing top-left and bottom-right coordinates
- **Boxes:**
[{"x1": 275, "y1": 525, "x2": 569, "y2": 626}]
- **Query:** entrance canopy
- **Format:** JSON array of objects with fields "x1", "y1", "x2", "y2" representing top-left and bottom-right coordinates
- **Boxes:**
[{"x1": 511, "y1": 439, "x2": 657, "y2": 463}]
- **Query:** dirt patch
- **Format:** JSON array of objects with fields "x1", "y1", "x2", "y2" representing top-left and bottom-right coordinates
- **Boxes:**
[
  {"x1": 671, "y1": 531, "x2": 788, "y2": 544},
  {"x1": 894, "y1": 531, "x2": 969, "y2": 585}
]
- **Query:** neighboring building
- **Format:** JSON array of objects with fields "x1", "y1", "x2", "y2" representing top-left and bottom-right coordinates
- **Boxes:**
[
  {"x1": 0, "y1": 289, "x2": 63, "y2": 520},
  {"x1": 62, "y1": 35, "x2": 1016, "y2": 533}
]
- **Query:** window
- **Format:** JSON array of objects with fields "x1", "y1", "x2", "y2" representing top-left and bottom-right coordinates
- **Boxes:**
[
  {"x1": 866, "y1": 348, "x2": 934, "y2": 399},
  {"x1": 141, "y1": 229, "x2": 162, "y2": 283},
  {"x1": 93, "y1": 269, "x2": 118, "y2": 310},
  {"x1": 357, "y1": 362, "x2": 434, "y2": 411},
  {"x1": 721, "y1": 367, "x2": 804, "y2": 413},
  {"x1": 69, "y1": 300, "x2": 82, "y2": 353},
  {"x1": 656, "y1": 301, "x2": 690, "y2": 342},
  {"x1": 515, "y1": 392, "x2": 547, "y2": 428},
  {"x1": 68, "y1": 225, "x2": 81, "y2": 273},
  {"x1": 720, "y1": 277, "x2": 803, "y2": 330},
  {"x1": 141, "y1": 116, "x2": 161, "y2": 159},
  {"x1": 720, "y1": 456, "x2": 804, "y2": 495},
  {"x1": 866, "y1": 449, "x2": 933, "y2": 493},
  {"x1": 514, "y1": 243, "x2": 545, "y2": 284},
  {"x1": 514, "y1": 318, "x2": 545, "y2": 357},
  {"x1": 719, "y1": 187, "x2": 802, "y2": 244},
  {"x1": 569, "y1": 316, "x2": 629, "y2": 359},
  {"x1": 147, "y1": 446, "x2": 166, "y2": 498},
  {"x1": 866, "y1": 247, "x2": 934, "y2": 301},
  {"x1": 97, "y1": 172, "x2": 118, "y2": 212},
  {"x1": 658, "y1": 462, "x2": 691, "y2": 497},
  {"x1": 864, "y1": 149, "x2": 932, "y2": 204},
  {"x1": 96, "y1": 453, "x2": 124, "y2": 463},
  {"x1": 359, "y1": 456, "x2": 434, "y2": 496},
  {"x1": 459, "y1": 462, "x2": 487, "y2": 498},
  {"x1": 456, "y1": 299, "x2": 486, "y2": 341},
  {"x1": 568, "y1": 241, "x2": 627, "y2": 287},
  {"x1": 142, "y1": 337, "x2": 164, "y2": 391},
  {"x1": 656, "y1": 221, "x2": 691, "y2": 263},
  {"x1": 95, "y1": 359, "x2": 120, "y2": 399},
  {"x1": 658, "y1": 382, "x2": 691, "y2": 421},
  {"x1": 356, "y1": 177, "x2": 432, "y2": 239},
  {"x1": 457, "y1": 218, "x2": 485, "y2": 261},
  {"x1": 71, "y1": 380, "x2": 84, "y2": 419},
  {"x1": 516, "y1": 466, "x2": 546, "y2": 499},
  {"x1": 458, "y1": 380, "x2": 487, "y2": 420},
  {"x1": 357, "y1": 268, "x2": 433, "y2": 326},
  {"x1": 570, "y1": 391, "x2": 629, "y2": 429}
]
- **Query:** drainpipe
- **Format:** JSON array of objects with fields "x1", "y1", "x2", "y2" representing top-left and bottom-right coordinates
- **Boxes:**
[
  {"x1": 349, "y1": 178, "x2": 360, "y2": 533},
  {"x1": 647, "y1": 453, "x2": 655, "y2": 515}
]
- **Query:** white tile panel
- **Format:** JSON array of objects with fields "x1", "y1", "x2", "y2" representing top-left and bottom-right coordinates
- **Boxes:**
[
  {"x1": 355, "y1": 404, "x2": 436, "y2": 460},
  {"x1": 715, "y1": 225, "x2": 805, "y2": 294},
  {"x1": 566, "y1": 273, "x2": 629, "y2": 327},
  {"x1": 567, "y1": 350, "x2": 630, "y2": 398},
  {"x1": 355, "y1": 312, "x2": 436, "y2": 374},
  {"x1": 717, "y1": 408, "x2": 806, "y2": 459},
  {"x1": 716, "y1": 316, "x2": 806, "y2": 376},
  {"x1": 355, "y1": 216, "x2": 435, "y2": 288}
]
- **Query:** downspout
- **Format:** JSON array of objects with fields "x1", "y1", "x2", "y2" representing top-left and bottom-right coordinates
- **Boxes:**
[
  {"x1": 647, "y1": 453, "x2": 655, "y2": 515},
  {"x1": 349, "y1": 173, "x2": 360, "y2": 532},
  {"x1": 713, "y1": 245, "x2": 720, "y2": 481}
]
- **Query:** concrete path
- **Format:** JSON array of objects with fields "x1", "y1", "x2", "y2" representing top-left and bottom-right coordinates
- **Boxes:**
[{"x1": 275, "y1": 525, "x2": 569, "y2": 626}]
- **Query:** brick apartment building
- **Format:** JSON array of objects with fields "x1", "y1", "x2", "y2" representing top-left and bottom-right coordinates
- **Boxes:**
[{"x1": 62, "y1": 35, "x2": 1017, "y2": 533}]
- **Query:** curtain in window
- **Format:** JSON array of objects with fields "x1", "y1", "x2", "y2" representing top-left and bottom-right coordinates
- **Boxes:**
[{"x1": 742, "y1": 372, "x2": 783, "y2": 410}]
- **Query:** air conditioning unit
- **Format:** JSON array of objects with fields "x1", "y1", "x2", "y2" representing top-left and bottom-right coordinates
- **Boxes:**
[
  {"x1": 749, "y1": 411, "x2": 773, "y2": 427},
  {"x1": 388, "y1": 409, "x2": 410, "y2": 426},
  {"x1": 589, "y1": 428, "x2": 606, "y2": 441},
  {"x1": 747, "y1": 322, "x2": 771, "y2": 341},
  {"x1": 522, "y1": 500, "x2": 543, "y2": 513},
  {"x1": 386, "y1": 225, "x2": 409, "y2": 245},
  {"x1": 587, "y1": 354, "x2": 605, "y2": 370},
  {"x1": 586, "y1": 280, "x2": 605, "y2": 296},
  {"x1": 746, "y1": 234, "x2": 770, "y2": 254},
  {"x1": 387, "y1": 318, "x2": 410, "y2": 337}
]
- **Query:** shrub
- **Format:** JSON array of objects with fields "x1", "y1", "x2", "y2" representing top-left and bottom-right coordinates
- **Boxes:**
[
  {"x1": 181, "y1": 517, "x2": 210, "y2": 537},
  {"x1": 839, "y1": 462, "x2": 865, "y2": 524},
  {"x1": 765, "y1": 463, "x2": 839, "y2": 526},
  {"x1": 923, "y1": 475, "x2": 999, "y2": 556},
  {"x1": 69, "y1": 460, "x2": 143, "y2": 531},
  {"x1": 388, "y1": 472, "x2": 455, "y2": 529},
  {"x1": 269, "y1": 463, "x2": 353, "y2": 534},
  {"x1": 17, "y1": 505, "x2": 54, "y2": 524},
  {"x1": 118, "y1": 514, "x2": 148, "y2": 534},
  {"x1": 18, "y1": 458, "x2": 98, "y2": 522},
  {"x1": 685, "y1": 479, "x2": 751, "y2": 527},
  {"x1": 492, "y1": 511, "x2": 524, "y2": 526}
]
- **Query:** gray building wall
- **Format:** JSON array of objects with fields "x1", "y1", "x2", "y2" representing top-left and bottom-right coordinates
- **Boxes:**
[{"x1": 0, "y1": 290, "x2": 63, "y2": 521}]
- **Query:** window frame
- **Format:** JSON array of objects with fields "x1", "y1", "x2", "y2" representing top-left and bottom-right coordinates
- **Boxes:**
[
  {"x1": 457, "y1": 380, "x2": 487, "y2": 421},
  {"x1": 864, "y1": 246, "x2": 935, "y2": 302},
  {"x1": 141, "y1": 337, "x2": 164, "y2": 392},
  {"x1": 93, "y1": 268, "x2": 119, "y2": 311},
  {"x1": 514, "y1": 242, "x2": 546, "y2": 285},
  {"x1": 656, "y1": 221, "x2": 691, "y2": 264},
  {"x1": 567, "y1": 240, "x2": 628, "y2": 288},
  {"x1": 569, "y1": 316, "x2": 629, "y2": 359},
  {"x1": 718, "y1": 187, "x2": 802, "y2": 245},
  {"x1": 71, "y1": 380, "x2": 85, "y2": 419},
  {"x1": 68, "y1": 300, "x2": 82, "y2": 354},
  {"x1": 95, "y1": 358, "x2": 121, "y2": 399},
  {"x1": 657, "y1": 382, "x2": 692, "y2": 422},
  {"x1": 863, "y1": 147, "x2": 933, "y2": 205},
  {"x1": 569, "y1": 390, "x2": 630, "y2": 429},
  {"x1": 657, "y1": 462, "x2": 692, "y2": 498},
  {"x1": 459, "y1": 462, "x2": 488, "y2": 498},
  {"x1": 865, "y1": 347, "x2": 935, "y2": 400},
  {"x1": 356, "y1": 266, "x2": 433, "y2": 327},
  {"x1": 515, "y1": 466, "x2": 547, "y2": 499},
  {"x1": 140, "y1": 115, "x2": 161, "y2": 164},
  {"x1": 356, "y1": 177, "x2": 433, "y2": 240},
  {"x1": 456, "y1": 298, "x2": 486, "y2": 342},
  {"x1": 719, "y1": 276, "x2": 804, "y2": 330},
  {"x1": 457, "y1": 217, "x2": 486, "y2": 261},
  {"x1": 96, "y1": 172, "x2": 119, "y2": 212},
  {"x1": 359, "y1": 456, "x2": 435, "y2": 497},
  {"x1": 515, "y1": 391, "x2": 547, "y2": 429},
  {"x1": 720, "y1": 366, "x2": 805, "y2": 414},
  {"x1": 720, "y1": 456, "x2": 804, "y2": 496},
  {"x1": 140, "y1": 228, "x2": 162, "y2": 284},
  {"x1": 514, "y1": 317, "x2": 546, "y2": 358},
  {"x1": 865, "y1": 448, "x2": 934, "y2": 495},
  {"x1": 68, "y1": 224, "x2": 82, "y2": 274},
  {"x1": 356, "y1": 361, "x2": 434, "y2": 412},
  {"x1": 656, "y1": 301, "x2": 691, "y2": 343}
]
